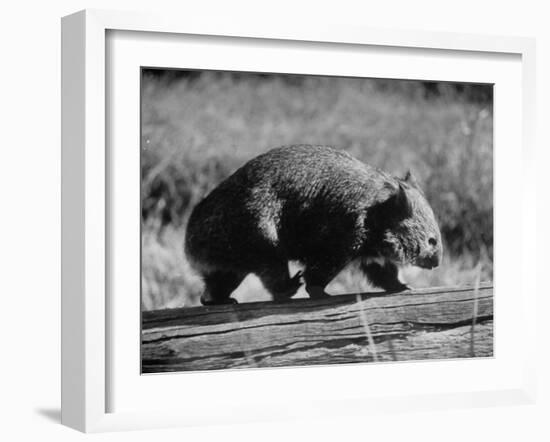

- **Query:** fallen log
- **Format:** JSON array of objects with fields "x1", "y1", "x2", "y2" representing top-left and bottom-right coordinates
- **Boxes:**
[{"x1": 141, "y1": 284, "x2": 493, "y2": 373}]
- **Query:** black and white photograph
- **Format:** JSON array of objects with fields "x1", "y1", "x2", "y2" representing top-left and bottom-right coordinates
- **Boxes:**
[
  {"x1": 4, "y1": 0, "x2": 548, "y2": 438},
  {"x1": 140, "y1": 68, "x2": 493, "y2": 373}
]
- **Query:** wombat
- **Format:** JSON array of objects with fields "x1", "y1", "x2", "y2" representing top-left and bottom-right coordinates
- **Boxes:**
[{"x1": 185, "y1": 145, "x2": 442, "y2": 305}]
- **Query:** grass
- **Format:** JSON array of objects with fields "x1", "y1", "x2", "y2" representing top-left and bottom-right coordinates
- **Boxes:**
[{"x1": 141, "y1": 71, "x2": 493, "y2": 310}]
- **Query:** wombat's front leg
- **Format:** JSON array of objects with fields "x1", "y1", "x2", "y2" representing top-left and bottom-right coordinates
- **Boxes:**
[
  {"x1": 257, "y1": 261, "x2": 303, "y2": 302},
  {"x1": 200, "y1": 271, "x2": 245, "y2": 305},
  {"x1": 361, "y1": 261, "x2": 409, "y2": 292},
  {"x1": 303, "y1": 260, "x2": 346, "y2": 299}
]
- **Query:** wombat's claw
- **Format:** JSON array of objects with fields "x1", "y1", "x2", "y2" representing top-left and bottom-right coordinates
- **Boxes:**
[
  {"x1": 271, "y1": 272, "x2": 304, "y2": 303},
  {"x1": 290, "y1": 270, "x2": 304, "y2": 284}
]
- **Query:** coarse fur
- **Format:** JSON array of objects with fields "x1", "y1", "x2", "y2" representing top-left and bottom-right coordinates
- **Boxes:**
[{"x1": 185, "y1": 145, "x2": 443, "y2": 305}]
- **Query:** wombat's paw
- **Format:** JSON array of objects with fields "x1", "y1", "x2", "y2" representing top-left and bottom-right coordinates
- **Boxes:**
[
  {"x1": 200, "y1": 296, "x2": 239, "y2": 306},
  {"x1": 385, "y1": 283, "x2": 410, "y2": 293},
  {"x1": 272, "y1": 271, "x2": 304, "y2": 302},
  {"x1": 306, "y1": 285, "x2": 331, "y2": 299},
  {"x1": 285, "y1": 270, "x2": 304, "y2": 296}
]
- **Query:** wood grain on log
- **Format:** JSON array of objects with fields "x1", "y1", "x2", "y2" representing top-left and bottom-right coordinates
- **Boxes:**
[{"x1": 141, "y1": 284, "x2": 493, "y2": 373}]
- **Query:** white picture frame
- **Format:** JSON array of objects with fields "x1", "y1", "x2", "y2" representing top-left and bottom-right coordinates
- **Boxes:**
[{"x1": 61, "y1": 9, "x2": 537, "y2": 433}]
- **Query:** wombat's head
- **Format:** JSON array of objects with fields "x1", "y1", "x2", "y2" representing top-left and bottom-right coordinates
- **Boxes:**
[{"x1": 377, "y1": 172, "x2": 443, "y2": 269}]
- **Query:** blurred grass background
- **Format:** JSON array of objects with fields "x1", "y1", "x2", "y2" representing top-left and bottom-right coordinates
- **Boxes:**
[{"x1": 141, "y1": 70, "x2": 493, "y2": 310}]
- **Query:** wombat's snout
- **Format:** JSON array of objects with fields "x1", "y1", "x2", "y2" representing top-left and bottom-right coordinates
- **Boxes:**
[
  {"x1": 418, "y1": 253, "x2": 440, "y2": 269},
  {"x1": 416, "y1": 237, "x2": 442, "y2": 269}
]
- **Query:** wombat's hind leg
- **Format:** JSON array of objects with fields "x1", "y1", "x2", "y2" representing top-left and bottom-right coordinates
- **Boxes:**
[
  {"x1": 257, "y1": 261, "x2": 303, "y2": 302},
  {"x1": 361, "y1": 261, "x2": 409, "y2": 292},
  {"x1": 200, "y1": 271, "x2": 245, "y2": 305},
  {"x1": 303, "y1": 261, "x2": 346, "y2": 299}
]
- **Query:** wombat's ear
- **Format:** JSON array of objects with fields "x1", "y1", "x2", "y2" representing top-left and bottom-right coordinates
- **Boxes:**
[
  {"x1": 371, "y1": 182, "x2": 412, "y2": 225},
  {"x1": 394, "y1": 182, "x2": 413, "y2": 218},
  {"x1": 402, "y1": 170, "x2": 420, "y2": 189}
]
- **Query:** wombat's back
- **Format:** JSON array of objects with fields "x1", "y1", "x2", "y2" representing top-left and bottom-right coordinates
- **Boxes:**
[{"x1": 240, "y1": 145, "x2": 388, "y2": 198}]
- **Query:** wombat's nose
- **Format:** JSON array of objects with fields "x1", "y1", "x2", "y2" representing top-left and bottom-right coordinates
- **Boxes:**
[{"x1": 419, "y1": 253, "x2": 440, "y2": 269}]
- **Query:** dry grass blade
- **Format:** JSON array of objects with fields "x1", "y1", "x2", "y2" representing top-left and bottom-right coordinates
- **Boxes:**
[
  {"x1": 387, "y1": 337, "x2": 397, "y2": 361},
  {"x1": 470, "y1": 262, "x2": 482, "y2": 357},
  {"x1": 229, "y1": 309, "x2": 258, "y2": 368},
  {"x1": 355, "y1": 294, "x2": 379, "y2": 362}
]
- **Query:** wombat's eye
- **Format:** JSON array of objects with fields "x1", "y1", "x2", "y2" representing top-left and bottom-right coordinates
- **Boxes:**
[{"x1": 428, "y1": 237, "x2": 437, "y2": 247}]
